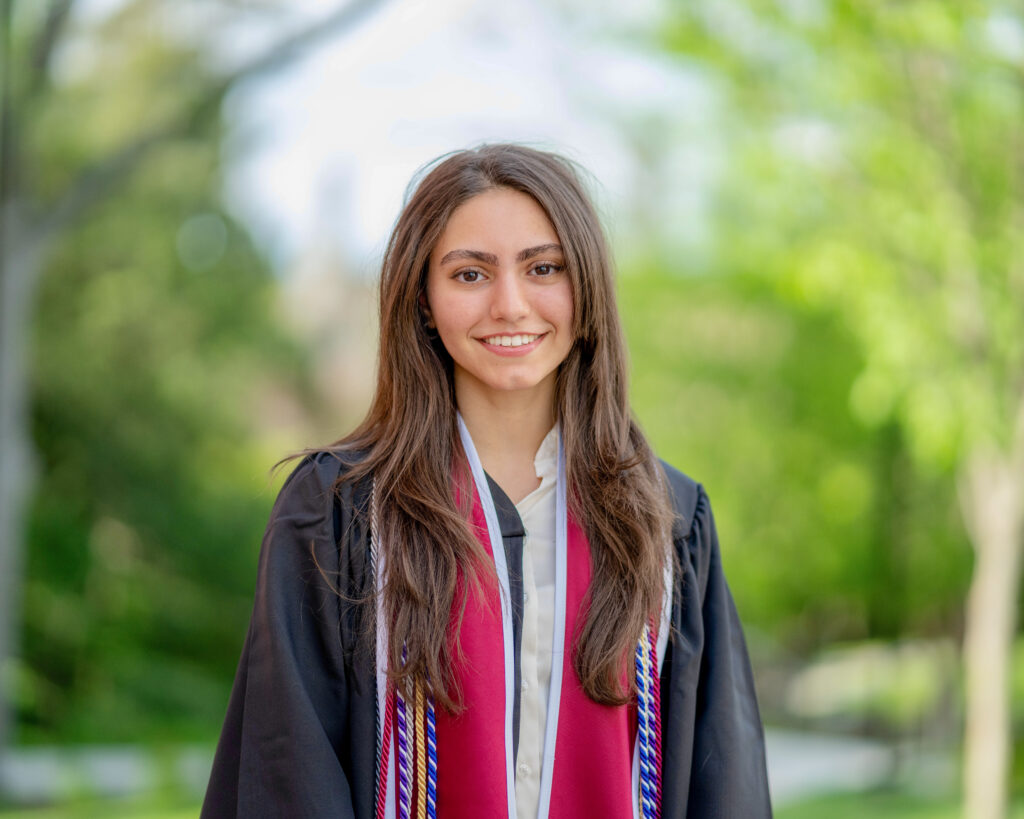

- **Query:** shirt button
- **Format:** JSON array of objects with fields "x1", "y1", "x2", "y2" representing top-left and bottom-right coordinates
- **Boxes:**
[
  {"x1": 521, "y1": 679, "x2": 529, "y2": 692},
  {"x1": 518, "y1": 762, "x2": 531, "y2": 777},
  {"x1": 524, "y1": 591, "x2": 530, "y2": 603}
]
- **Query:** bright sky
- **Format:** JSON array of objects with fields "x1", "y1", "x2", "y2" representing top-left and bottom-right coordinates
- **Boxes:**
[
  {"x1": 219, "y1": 0, "x2": 712, "y2": 272},
  {"x1": 77, "y1": 0, "x2": 715, "y2": 273}
]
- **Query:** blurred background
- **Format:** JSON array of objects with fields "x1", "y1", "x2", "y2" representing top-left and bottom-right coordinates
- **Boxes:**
[{"x1": 1, "y1": 0, "x2": 1022, "y2": 816}]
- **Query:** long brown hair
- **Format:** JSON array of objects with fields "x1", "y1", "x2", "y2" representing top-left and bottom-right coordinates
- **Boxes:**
[{"x1": 331, "y1": 144, "x2": 674, "y2": 709}]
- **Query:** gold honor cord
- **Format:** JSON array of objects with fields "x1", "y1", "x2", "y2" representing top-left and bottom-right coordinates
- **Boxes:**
[{"x1": 415, "y1": 680, "x2": 427, "y2": 819}]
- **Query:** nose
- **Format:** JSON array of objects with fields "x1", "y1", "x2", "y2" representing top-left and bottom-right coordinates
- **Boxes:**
[{"x1": 490, "y1": 272, "x2": 529, "y2": 322}]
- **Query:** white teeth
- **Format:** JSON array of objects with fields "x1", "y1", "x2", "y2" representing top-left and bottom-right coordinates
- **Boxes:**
[{"x1": 483, "y1": 333, "x2": 540, "y2": 348}]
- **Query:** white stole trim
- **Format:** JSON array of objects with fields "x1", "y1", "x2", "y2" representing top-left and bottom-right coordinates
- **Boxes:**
[
  {"x1": 536, "y1": 433, "x2": 568, "y2": 819},
  {"x1": 372, "y1": 487, "x2": 398, "y2": 819},
  {"x1": 457, "y1": 414, "x2": 518, "y2": 819}
]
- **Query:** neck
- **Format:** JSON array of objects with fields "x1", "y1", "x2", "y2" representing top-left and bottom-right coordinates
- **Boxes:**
[{"x1": 455, "y1": 375, "x2": 556, "y2": 502}]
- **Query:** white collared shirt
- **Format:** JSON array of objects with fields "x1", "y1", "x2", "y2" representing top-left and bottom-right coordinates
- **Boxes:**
[{"x1": 513, "y1": 424, "x2": 558, "y2": 819}]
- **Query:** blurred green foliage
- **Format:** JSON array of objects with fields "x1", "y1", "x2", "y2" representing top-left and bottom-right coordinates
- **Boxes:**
[
  {"x1": 659, "y1": 0, "x2": 1024, "y2": 467},
  {"x1": 623, "y1": 269, "x2": 971, "y2": 653},
  {"x1": 643, "y1": 0, "x2": 1024, "y2": 801},
  {"x1": 14, "y1": 2, "x2": 309, "y2": 743}
]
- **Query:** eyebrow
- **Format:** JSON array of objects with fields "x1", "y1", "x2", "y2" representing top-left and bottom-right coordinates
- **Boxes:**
[
  {"x1": 516, "y1": 243, "x2": 563, "y2": 262},
  {"x1": 437, "y1": 243, "x2": 564, "y2": 267},
  {"x1": 437, "y1": 249, "x2": 498, "y2": 266}
]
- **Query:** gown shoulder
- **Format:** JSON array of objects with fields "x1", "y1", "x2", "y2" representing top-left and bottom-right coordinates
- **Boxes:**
[
  {"x1": 657, "y1": 458, "x2": 774, "y2": 818},
  {"x1": 200, "y1": 450, "x2": 378, "y2": 819}
]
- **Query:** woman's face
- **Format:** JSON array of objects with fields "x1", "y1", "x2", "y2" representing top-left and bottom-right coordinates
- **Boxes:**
[{"x1": 425, "y1": 187, "x2": 574, "y2": 410}]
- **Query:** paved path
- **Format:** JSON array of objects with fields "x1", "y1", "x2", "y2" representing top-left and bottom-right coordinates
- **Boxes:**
[
  {"x1": 0, "y1": 730, "x2": 899, "y2": 807},
  {"x1": 765, "y1": 729, "x2": 895, "y2": 805},
  {"x1": 0, "y1": 745, "x2": 212, "y2": 803}
]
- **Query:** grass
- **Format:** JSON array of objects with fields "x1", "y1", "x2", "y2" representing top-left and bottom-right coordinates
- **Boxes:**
[
  {"x1": 777, "y1": 788, "x2": 1024, "y2": 819},
  {"x1": 0, "y1": 795, "x2": 199, "y2": 819}
]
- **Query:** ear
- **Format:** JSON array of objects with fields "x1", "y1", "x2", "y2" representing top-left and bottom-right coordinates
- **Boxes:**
[{"x1": 419, "y1": 292, "x2": 435, "y2": 329}]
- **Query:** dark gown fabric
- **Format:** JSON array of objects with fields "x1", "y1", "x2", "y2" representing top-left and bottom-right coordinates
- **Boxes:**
[{"x1": 201, "y1": 452, "x2": 772, "y2": 818}]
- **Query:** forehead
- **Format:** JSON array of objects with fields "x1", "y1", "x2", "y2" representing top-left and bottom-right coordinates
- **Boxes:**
[{"x1": 432, "y1": 188, "x2": 559, "y2": 255}]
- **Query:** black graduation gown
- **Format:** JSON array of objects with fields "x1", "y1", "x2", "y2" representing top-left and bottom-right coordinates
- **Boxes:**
[{"x1": 201, "y1": 452, "x2": 772, "y2": 818}]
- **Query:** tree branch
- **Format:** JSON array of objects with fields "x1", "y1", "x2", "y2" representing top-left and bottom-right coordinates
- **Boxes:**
[
  {"x1": 215, "y1": 0, "x2": 383, "y2": 87},
  {"x1": 0, "y1": 0, "x2": 15, "y2": 210},
  {"x1": 38, "y1": 0, "x2": 387, "y2": 240},
  {"x1": 29, "y1": 0, "x2": 75, "y2": 95}
]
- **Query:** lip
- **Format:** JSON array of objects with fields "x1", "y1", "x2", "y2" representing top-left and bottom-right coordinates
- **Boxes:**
[{"x1": 476, "y1": 332, "x2": 547, "y2": 356}]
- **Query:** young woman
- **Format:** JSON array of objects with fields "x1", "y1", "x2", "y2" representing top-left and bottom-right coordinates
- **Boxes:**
[{"x1": 202, "y1": 144, "x2": 772, "y2": 818}]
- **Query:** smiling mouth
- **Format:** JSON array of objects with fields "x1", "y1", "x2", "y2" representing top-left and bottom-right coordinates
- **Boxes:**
[{"x1": 479, "y1": 333, "x2": 544, "y2": 348}]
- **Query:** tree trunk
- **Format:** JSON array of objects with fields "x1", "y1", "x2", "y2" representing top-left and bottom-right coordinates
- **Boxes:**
[
  {"x1": 0, "y1": 202, "x2": 46, "y2": 762},
  {"x1": 960, "y1": 448, "x2": 1024, "y2": 819}
]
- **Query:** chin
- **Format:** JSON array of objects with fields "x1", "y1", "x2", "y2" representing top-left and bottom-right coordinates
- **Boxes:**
[
  {"x1": 454, "y1": 361, "x2": 558, "y2": 401},
  {"x1": 489, "y1": 376, "x2": 542, "y2": 392}
]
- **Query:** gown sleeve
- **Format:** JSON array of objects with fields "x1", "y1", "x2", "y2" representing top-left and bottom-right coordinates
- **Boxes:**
[
  {"x1": 201, "y1": 455, "x2": 375, "y2": 819},
  {"x1": 660, "y1": 465, "x2": 773, "y2": 818}
]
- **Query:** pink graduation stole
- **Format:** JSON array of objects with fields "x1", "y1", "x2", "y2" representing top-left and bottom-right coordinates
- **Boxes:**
[
  {"x1": 430, "y1": 483, "x2": 638, "y2": 818},
  {"x1": 373, "y1": 419, "x2": 664, "y2": 819}
]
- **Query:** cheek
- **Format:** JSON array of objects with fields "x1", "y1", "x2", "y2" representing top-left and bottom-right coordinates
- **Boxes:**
[
  {"x1": 429, "y1": 295, "x2": 477, "y2": 340},
  {"x1": 552, "y1": 282, "x2": 575, "y2": 332}
]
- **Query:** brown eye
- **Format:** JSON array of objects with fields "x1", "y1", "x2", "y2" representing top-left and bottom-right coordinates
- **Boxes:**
[
  {"x1": 455, "y1": 269, "x2": 482, "y2": 283},
  {"x1": 532, "y1": 264, "x2": 562, "y2": 277}
]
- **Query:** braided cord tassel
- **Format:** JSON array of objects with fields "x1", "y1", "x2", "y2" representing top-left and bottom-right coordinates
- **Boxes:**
[
  {"x1": 634, "y1": 638, "x2": 649, "y2": 819},
  {"x1": 374, "y1": 674, "x2": 382, "y2": 800},
  {"x1": 375, "y1": 687, "x2": 394, "y2": 819},
  {"x1": 396, "y1": 682, "x2": 412, "y2": 819},
  {"x1": 405, "y1": 668, "x2": 417, "y2": 809},
  {"x1": 425, "y1": 692, "x2": 437, "y2": 819},
  {"x1": 371, "y1": 479, "x2": 392, "y2": 819},
  {"x1": 415, "y1": 680, "x2": 427, "y2": 819},
  {"x1": 635, "y1": 629, "x2": 657, "y2": 819},
  {"x1": 643, "y1": 629, "x2": 659, "y2": 819},
  {"x1": 371, "y1": 480, "x2": 438, "y2": 819},
  {"x1": 648, "y1": 623, "x2": 663, "y2": 819}
]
